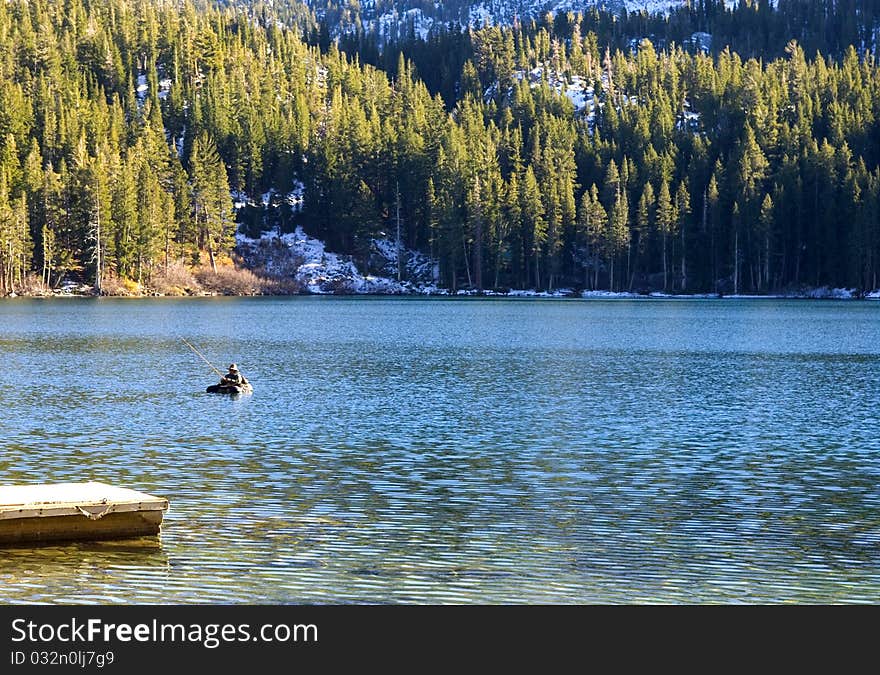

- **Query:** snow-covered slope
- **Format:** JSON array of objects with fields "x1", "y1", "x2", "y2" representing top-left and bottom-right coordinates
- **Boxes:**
[
  {"x1": 317, "y1": 0, "x2": 689, "y2": 42},
  {"x1": 236, "y1": 227, "x2": 440, "y2": 294}
]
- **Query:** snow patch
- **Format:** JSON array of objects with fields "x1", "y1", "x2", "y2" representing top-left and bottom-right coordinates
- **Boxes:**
[
  {"x1": 505, "y1": 288, "x2": 573, "y2": 297},
  {"x1": 801, "y1": 286, "x2": 858, "y2": 299},
  {"x1": 158, "y1": 78, "x2": 172, "y2": 101},
  {"x1": 582, "y1": 290, "x2": 642, "y2": 298},
  {"x1": 236, "y1": 227, "x2": 438, "y2": 294},
  {"x1": 136, "y1": 74, "x2": 148, "y2": 101}
]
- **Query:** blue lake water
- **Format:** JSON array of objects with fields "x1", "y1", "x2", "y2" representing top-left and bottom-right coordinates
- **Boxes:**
[{"x1": 0, "y1": 296, "x2": 879, "y2": 603}]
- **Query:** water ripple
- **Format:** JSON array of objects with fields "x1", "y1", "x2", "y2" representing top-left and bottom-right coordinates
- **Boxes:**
[{"x1": 0, "y1": 297, "x2": 879, "y2": 603}]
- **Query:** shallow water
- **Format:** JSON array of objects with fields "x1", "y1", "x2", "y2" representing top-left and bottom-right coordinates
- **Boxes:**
[{"x1": 0, "y1": 296, "x2": 878, "y2": 603}]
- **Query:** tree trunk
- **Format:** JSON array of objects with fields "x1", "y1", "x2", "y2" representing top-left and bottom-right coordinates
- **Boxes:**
[
  {"x1": 207, "y1": 231, "x2": 217, "y2": 274},
  {"x1": 396, "y1": 181, "x2": 403, "y2": 282},
  {"x1": 450, "y1": 236, "x2": 457, "y2": 293},
  {"x1": 474, "y1": 219, "x2": 482, "y2": 291},
  {"x1": 585, "y1": 247, "x2": 590, "y2": 289},
  {"x1": 712, "y1": 222, "x2": 717, "y2": 294},
  {"x1": 702, "y1": 188, "x2": 708, "y2": 233},
  {"x1": 462, "y1": 235, "x2": 472, "y2": 288},
  {"x1": 734, "y1": 229, "x2": 739, "y2": 295},
  {"x1": 662, "y1": 234, "x2": 668, "y2": 290},
  {"x1": 681, "y1": 223, "x2": 686, "y2": 291},
  {"x1": 94, "y1": 200, "x2": 102, "y2": 296}
]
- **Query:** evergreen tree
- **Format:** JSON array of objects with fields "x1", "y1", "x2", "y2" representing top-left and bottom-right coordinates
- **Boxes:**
[
  {"x1": 656, "y1": 179, "x2": 675, "y2": 290},
  {"x1": 520, "y1": 165, "x2": 545, "y2": 289},
  {"x1": 675, "y1": 181, "x2": 691, "y2": 291},
  {"x1": 635, "y1": 181, "x2": 654, "y2": 286},
  {"x1": 581, "y1": 184, "x2": 608, "y2": 290},
  {"x1": 190, "y1": 132, "x2": 233, "y2": 272}
]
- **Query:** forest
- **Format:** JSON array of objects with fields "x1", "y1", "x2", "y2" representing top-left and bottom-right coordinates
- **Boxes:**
[{"x1": 0, "y1": 0, "x2": 879, "y2": 295}]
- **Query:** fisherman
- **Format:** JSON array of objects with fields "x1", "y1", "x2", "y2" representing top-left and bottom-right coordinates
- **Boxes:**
[{"x1": 220, "y1": 363, "x2": 249, "y2": 387}]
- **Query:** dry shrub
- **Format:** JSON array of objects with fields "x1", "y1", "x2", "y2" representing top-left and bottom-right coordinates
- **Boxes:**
[
  {"x1": 194, "y1": 264, "x2": 264, "y2": 295},
  {"x1": 150, "y1": 261, "x2": 202, "y2": 296},
  {"x1": 15, "y1": 274, "x2": 51, "y2": 296},
  {"x1": 100, "y1": 276, "x2": 142, "y2": 296},
  {"x1": 257, "y1": 275, "x2": 303, "y2": 295}
]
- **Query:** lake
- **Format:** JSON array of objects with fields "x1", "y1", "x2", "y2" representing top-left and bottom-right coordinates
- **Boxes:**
[{"x1": 0, "y1": 296, "x2": 878, "y2": 604}]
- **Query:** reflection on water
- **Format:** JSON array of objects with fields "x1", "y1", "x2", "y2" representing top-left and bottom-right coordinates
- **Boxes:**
[
  {"x1": 0, "y1": 297, "x2": 879, "y2": 603},
  {"x1": 0, "y1": 538, "x2": 169, "y2": 605}
]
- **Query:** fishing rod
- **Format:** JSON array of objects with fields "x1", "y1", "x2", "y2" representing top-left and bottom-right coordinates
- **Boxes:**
[{"x1": 181, "y1": 337, "x2": 225, "y2": 378}]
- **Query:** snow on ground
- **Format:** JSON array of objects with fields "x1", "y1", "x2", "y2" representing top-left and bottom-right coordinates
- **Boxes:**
[
  {"x1": 582, "y1": 290, "x2": 642, "y2": 298},
  {"x1": 505, "y1": 288, "x2": 574, "y2": 297},
  {"x1": 136, "y1": 74, "x2": 148, "y2": 101},
  {"x1": 677, "y1": 100, "x2": 702, "y2": 131},
  {"x1": 175, "y1": 128, "x2": 185, "y2": 158},
  {"x1": 287, "y1": 181, "x2": 305, "y2": 212},
  {"x1": 236, "y1": 227, "x2": 439, "y2": 294},
  {"x1": 236, "y1": 225, "x2": 579, "y2": 296},
  {"x1": 581, "y1": 290, "x2": 719, "y2": 298},
  {"x1": 648, "y1": 292, "x2": 723, "y2": 298},
  {"x1": 581, "y1": 288, "x2": 880, "y2": 299},
  {"x1": 564, "y1": 78, "x2": 591, "y2": 114},
  {"x1": 231, "y1": 190, "x2": 248, "y2": 210},
  {"x1": 369, "y1": 236, "x2": 438, "y2": 285},
  {"x1": 689, "y1": 31, "x2": 713, "y2": 53},
  {"x1": 526, "y1": 63, "x2": 697, "y2": 133},
  {"x1": 800, "y1": 287, "x2": 858, "y2": 299},
  {"x1": 360, "y1": 6, "x2": 451, "y2": 42},
  {"x1": 620, "y1": 1, "x2": 686, "y2": 13},
  {"x1": 469, "y1": 4, "x2": 495, "y2": 27},
  {"x1": 158, "y1": 78, "x2": 172, "y2": 101},
  {"x1": 234, "y1": 218, "x2": 879, "y2": 299},
  {"x1": 463, "y1": 1, "x2": 686, "y2": 29},
  {"x1": 520, "y1": 66, "x2": 597, "y2": 121},
  {"x1": 57, "y1": 280, "x2": 94, "y2": 295}
]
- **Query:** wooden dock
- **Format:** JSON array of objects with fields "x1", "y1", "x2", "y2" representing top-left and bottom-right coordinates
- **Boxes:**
[{"x1": 0, "y1": 482, "x2": 169, "y2": 545}]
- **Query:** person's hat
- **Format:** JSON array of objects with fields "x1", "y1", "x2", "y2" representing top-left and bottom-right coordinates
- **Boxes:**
[{"x1": 229, "y1": 364, "x2": 238, "y2": 371}]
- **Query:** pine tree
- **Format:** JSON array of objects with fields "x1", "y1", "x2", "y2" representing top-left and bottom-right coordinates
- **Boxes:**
[
  {"x1": 608, "y1": 186, "x2": 630, "y2": 292},
  {"x1": 759, "y1": 192, "x2": 774, "y2": 290},
  {"x1": 656, "y1": 179, "x2": 675, "y2": 290},
  {"x1": 466, "y1": 174, "x2": 484, "y2": 290},
  {"x1": 675, "y1": 181, "x2": 691, "y2": 291},
  {"x1": 635, "y1": 181, "x2": 654, "y2": 286},
  {"x1": 0, "y1": 173, "x2": 15, "y2": 294},
  {"x1": 0, "y1": 0, "x2": 876, "y2": 295},
  {"x1": 112, "y1": 153, "x2": 137, "y2": 280},
  {"x1": 521, "y1": 166, "x2": 545, "y2": 289},
  {"x1": 706, "y1": 171, "x2": 720, "y2": 292},
  {"x1": 581, "y1": 184, "x2": 608, "y2": 290},
  {"x1": 497, "y1": 173, "x2": 519, "y2": 288},
  {"x1": 190, "y1": 132, "x2": 233, "y2": 273}
]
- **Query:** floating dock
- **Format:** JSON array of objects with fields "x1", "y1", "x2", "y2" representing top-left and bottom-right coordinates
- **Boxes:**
[{"x1": 0, "y1": 482, "x2": 168, "y2": 545}]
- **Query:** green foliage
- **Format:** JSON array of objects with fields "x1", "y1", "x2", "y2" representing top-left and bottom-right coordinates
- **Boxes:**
[{"x1": 0, "y1": 0, "x2": 879, "y2": 294}]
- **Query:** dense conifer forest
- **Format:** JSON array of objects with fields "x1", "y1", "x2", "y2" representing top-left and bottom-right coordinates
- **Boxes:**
[{"x1": 1, "y1": 0, "x2": 879, "y2": 295}]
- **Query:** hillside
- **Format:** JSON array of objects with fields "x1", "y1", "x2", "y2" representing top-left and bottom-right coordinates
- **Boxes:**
[{"x1": 0, "y1": 0, "x2": 879, "y2": 297}]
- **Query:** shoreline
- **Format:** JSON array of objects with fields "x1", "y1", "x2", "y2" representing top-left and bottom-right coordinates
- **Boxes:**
[{"x1": 4, "y1": 287, "x2": 879, "y2": 301}]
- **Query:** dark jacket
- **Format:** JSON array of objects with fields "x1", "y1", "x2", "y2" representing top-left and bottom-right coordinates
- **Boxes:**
[{"x1": 222, "y1": 370, "x2": 245, "y2": 385}]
